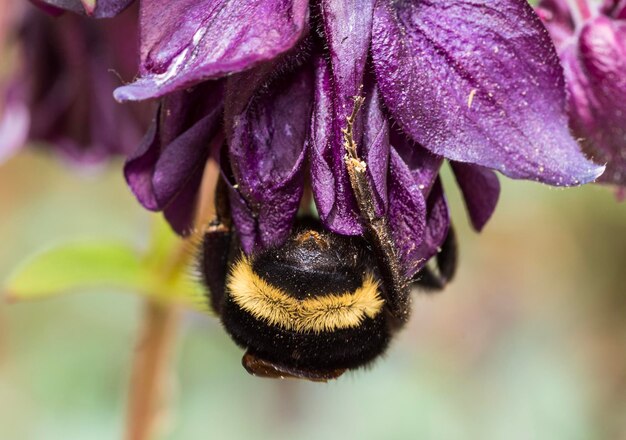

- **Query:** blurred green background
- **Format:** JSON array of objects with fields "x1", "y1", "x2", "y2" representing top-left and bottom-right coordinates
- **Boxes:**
[{"x1": 0, "y1": 151, "x2": 625, "y2": 440}]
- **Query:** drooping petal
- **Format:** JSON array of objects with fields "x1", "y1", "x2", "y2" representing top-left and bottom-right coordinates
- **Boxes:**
[
  {"x1": 362, "y1": 82, "x2": 391, "y2": 218},
  {"x1": 126, "y1": 119, "x2": 160, "y2": 210},
  {"x1": 451, "y1": 163, "x2": 500, "y2": 231},
  {"x1": 389, "y1": 134, "x2": 446, "y2": 278},
  {"x1": 560, "y1": 16, "x2": 626, "y2": 186},
  {"x1": 310, "y1": 56, "x2": 358, "y2": 234},
  {"x1": 413, "y1": 179, "x2": 450, "y2": 275},
  {"x1": 29, "y1": 0, "x2": 134, "y2": 18},
  {"x1": 310, "y1": 59, "x2": 390, "y2": 235},
  {"x1": 162, "y1": 168, "x2": 207, "y2": 235},
  {"x1": 308, "y1": 0, "x2": 386, "y2": 235},
  {"x1": 387, "y1": 148, "x2": 427, "y2": 279},
  {"x1": 226, "y1": 65, "x2": 313, "y2": 253},
  {"x1": 114, "y1": 0, "x2": 309, "y2": 101},
  {"x1": 371, "y1": 0, "x2": 604, "y2": 186},
  {"x1": 310, "y1": 1, "x2": 391, "y2": 235},
  {"x1": 124, "y1": 81, "x2": 224, "y2": 234},
  {"x1": 320, "y1": 0, "x2": 375, "y2": 114},
  {"x1": 391, "y1": 131, "x2": 443, "y2": 196}
]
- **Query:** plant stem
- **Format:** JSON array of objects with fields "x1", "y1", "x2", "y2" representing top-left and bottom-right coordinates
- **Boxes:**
[
  {"x1": 125, "y1": 300, "x2": 179, "y2": 440},
  {"x1": 124, "y1": 158, "x2": 220, "y2": 440},
  {"x1": 124, "y1": 233, "x2": 188, "y2": 440}
]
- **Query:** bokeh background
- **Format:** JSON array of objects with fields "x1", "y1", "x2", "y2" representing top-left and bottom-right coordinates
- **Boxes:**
[{"x1": 0, "y1": 150, "x2": 625, "y2": 440}]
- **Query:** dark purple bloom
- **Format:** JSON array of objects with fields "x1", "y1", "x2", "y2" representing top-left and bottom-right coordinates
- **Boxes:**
[
  {"x1": 538, "y1": 0, "x2": 626, "y2": 187},
  {"x1": 0, "y1": 6, "x2": 149, "y2": 165},
  {"x1": 115, "y1": 0, "x2": 602, "y2": 276}
]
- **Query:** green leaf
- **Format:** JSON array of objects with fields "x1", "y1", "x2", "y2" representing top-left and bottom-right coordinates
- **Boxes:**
[
  {"x1": 3, "y1": 238, "x2": 209, "y2": 313},
  {"x1": 4, "y1": 241, "x2": 147, "y2": 301}
]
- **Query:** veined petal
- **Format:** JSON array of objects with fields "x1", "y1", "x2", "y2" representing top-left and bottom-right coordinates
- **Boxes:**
[
  {"x1": 321, "y1": 0, "x2": 375, "y2": 114},
  {"x1": 388, "y1": 148, "x2": 427, "y2": 279},
  {"x1": 308, "y1": 1, "x2": 387, "y2": 235},
  {"x1": 451, "y1": 163, "x2": 500, "y2": 231},
  {"x1": 372, "y1": 0, "x2": 604, "y2": 186},
  {"x1": 29, "y1": 0, "x2": 134, "y2": 17},
  {"x1": 310, "y1": 57, "x2": 390, "y2": 235},
  {"x1": 226, "y1": 65, "x2": 313, "y2": 253},
  {"x1": 391, "y1": 131, "x2": 443, "y2": 196},
  {"x1": 362, "y1": 82, "x2": 391, "y2": 217},
  {"x1": 114, "y1": 0, "x2": 308, "y2": 101},
  {"x1": 309, "y1": 56, "x2": 360, "y2": 235},
  {"x1": 389, "y1": 134, "x2": 446, "y2": 277},
  {"x1": 125, "y1": 119, "x2": 160, "y2": 211},
  {"x1": 413, "y1": 179, "x2": 450, "y2": 277},
  {"x1": 561, "y1": 16, "x2": 626, "y2": 186}
]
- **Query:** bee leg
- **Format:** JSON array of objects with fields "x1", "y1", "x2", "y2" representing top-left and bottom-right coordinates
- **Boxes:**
[
  {"x1": 343, "y1": 94, "x2": 411, "y2": 324},
  {"x1": 411, "y1": 226, "x2": 458, "y2": 291}
]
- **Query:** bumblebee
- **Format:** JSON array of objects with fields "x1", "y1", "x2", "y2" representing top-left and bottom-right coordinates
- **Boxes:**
[{"x1": 197, "y1": 97, "x2": 456, "y2": 382}]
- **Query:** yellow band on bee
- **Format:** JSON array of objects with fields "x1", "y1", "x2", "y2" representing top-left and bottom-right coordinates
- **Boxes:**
[{"x1": 227, "y1": 257, "x2": 384, "y2": 333}]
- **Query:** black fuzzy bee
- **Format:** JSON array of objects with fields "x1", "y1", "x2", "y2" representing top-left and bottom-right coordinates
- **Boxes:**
[{"x1": 198, "y1": 97, "x2": 457, "y2": 382}]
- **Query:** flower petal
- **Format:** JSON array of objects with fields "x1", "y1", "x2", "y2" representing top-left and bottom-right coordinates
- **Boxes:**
[
  {"x1": 124, "y1": 82, "x2": 224, "y2": 234},
  {"x1": 560, "y1": 16, "x2": 626, "y2": 186},
  {"x1": 125, "y1": 118, "x2": 160, "y2": 210},
  {"x1": 310, "y1": 56, "x2": 357, "y2": 234},
  {"x1": 391, "y1": 131, "x2": 443, "y2": 196},
  {"x1": 372, "y1": 0, "x2": 604, "y2": 186},
  {"x1": 162, "y1": 169, "x2": 206, "y2": 235},
  {"x1": 413, "y1": 179, "x2": 450, "y2": 276},
  {"x1": 388, "y1": 134, "x2": 446, "y2": 278},
  {"x1": 114, "y1": 0, "x2": 308, "y2": 101},
  {"x1": 388, "y1": 148, "x2": 427, "y2": 279},
  {"x1": 320, "y1": 0, "x2": 375, "y2": 112},
  {"x1": 308, "y1": 1, "x2": 386, "y2": 235},
  {"x1": 451, "y1": 163, "x2": 500, "y2": 231},
  {"x1": 310, "y1": 58, "x2": 390, "y2": 235},
  {"x1": 226, "y1": 65, "x2": 313, "y2": 253},
  {"x1": 29, "y1": 0, "x2": 134, "y2": 18}
]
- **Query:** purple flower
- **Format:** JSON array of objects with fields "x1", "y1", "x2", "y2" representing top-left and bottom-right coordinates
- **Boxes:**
[
  {"x1": 538, "y1": 0, "x2": 626, "y2": 187},
  {"x1": 114, "y1": 0, "x2": 602, "y2": 277},
  {"x1": 0, "y1": 5, "x2": 149, "y2": 165}
]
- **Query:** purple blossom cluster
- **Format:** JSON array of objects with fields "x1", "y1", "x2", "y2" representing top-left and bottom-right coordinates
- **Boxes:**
[
  {"x1": 2, "y1": 0, "x2": 624, "y2": 278},
  {"x1": 0, "y1": 3, "x2": 147, "y2": 164}
]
